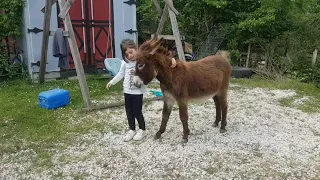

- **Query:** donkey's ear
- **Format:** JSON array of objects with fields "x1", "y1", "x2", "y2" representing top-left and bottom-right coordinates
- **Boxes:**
[
  {"x1": 149, "y1": 38, "x2": 164, "y2": 55},
  {"x1": 149, "y1": 48, "x2": 158, "y2": 55},
  {"x1": 151, "y1": 34, "x2": 158, "y2": 41},
  {"x1": 151, "y1": 37, "x2": 164, "y2": 49},
  {"x1": 149, "y1": 35, "x2": 159, "y2": 46},
  {"x1": 140, "y1": 36, "x2": 165, "y2": 54},
  {"x1": 140, "y1": 36, "x2": 157, "y2": 52},
  {"x1": 158, "y1": 37, "x2": 165, "y2": 44}
]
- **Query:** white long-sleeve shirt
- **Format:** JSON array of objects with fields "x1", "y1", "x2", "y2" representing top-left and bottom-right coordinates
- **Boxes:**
[{"x1": 108, "y1": 60, "x2": 146, "y2": 95}]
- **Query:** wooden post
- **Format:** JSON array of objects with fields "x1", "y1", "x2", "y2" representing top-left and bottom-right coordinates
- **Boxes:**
[
  {"x1": 164, "y1": 0, "x2": 179, "y2": 15},
  {"x1": 152, "y1": 0, "x2": 162, "y2": 15},
  {"x1": 156, "y1": 4, "x2": 168, "y2": 35},
  {"x1": 153, "y1": 0, "x2": 185, "y2": 60},
  {"x1": 166, "y1": 0, "x2": 185, "y2": 61},
  {"x1": 312, "y1": 49, "x2": 318, "y2": 67},
  {"x1": 58, "y1": 0, "x2": 92, "y2": 109},
  {"x1": 39, "y1": 0, "x2": 54, "y2": 83},
  {"x1": 58, "y1": 0, "x2": 75, "y2": 19},
  {"x1": 246, "y1": 43, "x2": 251, "y2": 68},
  {"x1": 87, "y1": 96, "x2": 163, "y2": 111},
  {"x1": 41, "y1": 0, "x2": 57, "y2": 13}
]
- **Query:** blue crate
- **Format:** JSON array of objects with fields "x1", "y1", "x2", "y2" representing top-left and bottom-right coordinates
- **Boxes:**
[
  {"x1": 39, "y1": 88, "x2": 70, "y2": 110},
  {"x1": 149, "y1": 90, "x2": 163, "y2": 97}
]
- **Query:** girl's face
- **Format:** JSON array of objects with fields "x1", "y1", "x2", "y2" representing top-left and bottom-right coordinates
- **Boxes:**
[{"x1": 125, "y1": 48, "x2": 137, "y2": 61}]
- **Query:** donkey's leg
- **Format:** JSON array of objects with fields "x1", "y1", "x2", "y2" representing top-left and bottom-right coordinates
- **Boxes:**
[
  {"x1": 219, "y1": 90, "x2": 228, "y2": 133},
  {"x1": 177, "y1": 100, "x2": 189, "y2": 143},
  {"x1": 213, "y1": 96, "x2": 221, "y2": 127},
  {"x1": 155, "y1": 92, "x2": 175, "y2": 139}
]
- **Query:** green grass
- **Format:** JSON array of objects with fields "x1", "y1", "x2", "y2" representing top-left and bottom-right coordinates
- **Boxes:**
[
  {"x1": 0, "y1": 75, "x2": 122, "y2": 159},
  {"x1": 231, "y1": 75, "x2": 320, "y2": 113}
]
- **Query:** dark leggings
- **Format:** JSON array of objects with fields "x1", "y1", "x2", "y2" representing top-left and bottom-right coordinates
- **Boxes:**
[{"x1": 124, "y1": 93, "x2": 145, "y2": 130}]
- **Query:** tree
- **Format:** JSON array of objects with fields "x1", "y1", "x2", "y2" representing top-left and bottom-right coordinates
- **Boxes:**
[
  {"x1": 0, "y1": 0, "x2": 25, "y2": 80},
  {"x1": 136, "y1": 0, "x2": 320, "y2": 85}
]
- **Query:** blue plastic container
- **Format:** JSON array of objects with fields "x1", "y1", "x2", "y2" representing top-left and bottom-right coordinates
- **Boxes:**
[
  {"x1": 149, "y1": 90, "x2": 163, "y2": 97},
  {"x1": 39, "y1": 88, "x2": 70, "y2": 110}
]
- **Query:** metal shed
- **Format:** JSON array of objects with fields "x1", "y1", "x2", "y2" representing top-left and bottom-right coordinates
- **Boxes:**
[{"x1": 20, "y1": 0, "x2": 137, "y2": 81}]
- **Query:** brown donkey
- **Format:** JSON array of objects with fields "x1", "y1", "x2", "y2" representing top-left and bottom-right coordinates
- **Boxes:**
[{"x1": 134, "y1": 37, "x2": 232, "y2": 143}]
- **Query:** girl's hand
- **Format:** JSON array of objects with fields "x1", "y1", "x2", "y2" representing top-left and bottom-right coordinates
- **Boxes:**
[
  {"x1": 129, "y1": 69, "x2": 135, "y2": 75},
  {"x1": 171, "y1": 58, "x2": 177, "y2": 68},
  {"x1": 106, "y1": 83, "x2": 112, "y2": 90}
]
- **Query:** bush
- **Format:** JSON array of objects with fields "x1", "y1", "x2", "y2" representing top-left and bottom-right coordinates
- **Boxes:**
[{"x1": 0, "y1": 0, "x2": 25, "y2": 80}]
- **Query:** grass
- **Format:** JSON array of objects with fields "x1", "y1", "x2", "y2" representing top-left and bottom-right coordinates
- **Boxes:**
[
  {"x1": 231, "y1": 75, "x2": 320, "y2": 113},
  {"x1": 0, "y1": 75, "x2": 122, "y2": 160}
]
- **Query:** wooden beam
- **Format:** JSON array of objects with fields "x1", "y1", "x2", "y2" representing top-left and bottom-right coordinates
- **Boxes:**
[
  {"x1": 58, "y1": 0, "x2": 75, "y2": 19},
  {"x1": 152, "y1": 0, "x2": 162, "y2": 15},
  {"x1": 156, "y1": 4, "x2": 169, "y2": 35},
  {"x1": 49, "y1": 30, "x2": 69, "y2": 37},
  {"x1": 164, "y1": 0, "x2": 179, "y2": 15},
  {"x1": 86, "y1": 96, "x2": 163, "y2": 112},
  {"x1": 166, "y1": 0, "x2": 185, "y2": 61},
  {"x1": 151, "y1": 34, "x2": 185, "y2": 41},
  {"x1": 58, "y1": 0, "x2": 92, "y2": 109},
  {"x1": 41, "y1": 0, "x2": 57, "y2": 13},
  {"x1": 39, "y1": 0, "x2": 54, "y2": 83}
]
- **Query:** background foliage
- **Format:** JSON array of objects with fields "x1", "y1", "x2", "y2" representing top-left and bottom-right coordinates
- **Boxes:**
[
  {"x1": 1, "y1": 0, "x2": 319, "y2": 86},
  {"x1": 0, "y1": 0, "x2": 25, "y2": 80},
  {"x1": 137, "y1": 0, "x2": 320, "y2": 86}
]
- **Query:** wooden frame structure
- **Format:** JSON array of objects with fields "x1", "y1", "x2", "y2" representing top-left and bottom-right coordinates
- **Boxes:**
[
  {"x1": 153, "y1": 0, "x2": 185, "y2": 61},
  {"x1": 38, "y1": 0, "x2": 184, "y2": 110},
  {"x1": 39, "y1": 0, "x2": 92, "y2": 109}
]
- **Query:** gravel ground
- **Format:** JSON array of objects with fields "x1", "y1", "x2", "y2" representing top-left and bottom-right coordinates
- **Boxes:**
[{"x1": 1, "y1": 83, "x2": 320, "y2": 179}]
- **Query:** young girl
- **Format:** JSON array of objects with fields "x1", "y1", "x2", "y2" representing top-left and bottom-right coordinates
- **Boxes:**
[{"x1": 106, "y1": 39, "x2": 147, "y2": 142}]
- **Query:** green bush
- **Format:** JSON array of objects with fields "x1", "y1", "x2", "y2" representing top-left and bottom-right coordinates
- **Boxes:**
[{"x1": 0, "y1": 0, "x2": 25, "y2": 80}]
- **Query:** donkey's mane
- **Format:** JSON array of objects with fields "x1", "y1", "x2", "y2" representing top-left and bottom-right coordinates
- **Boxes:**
[
  {"x1": 138, "y1": 38, "x2": 176, "y2": 68},
  {"x1": 139, "y1": 38, "x2": 171, "y2": 56}
]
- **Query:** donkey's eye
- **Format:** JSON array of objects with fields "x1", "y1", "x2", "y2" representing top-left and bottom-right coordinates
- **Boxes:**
[{"x1": 137, "y1": 63, "x2": 145, "y2": 71}]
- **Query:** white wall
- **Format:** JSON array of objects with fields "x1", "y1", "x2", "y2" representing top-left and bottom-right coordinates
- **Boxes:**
[
  {"x1": 22, "y1": 0, "x2": 59, "y2": 78},
  {"x1": 113, "y1": 0, "x2": 138, "y2": 59},
  {"x1": 21, "y1": 0, "x2": 138, "y2": 80}
]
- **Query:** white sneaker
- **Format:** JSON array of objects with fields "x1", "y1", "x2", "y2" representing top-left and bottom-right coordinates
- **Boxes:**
[
  {"x1": 123, "y1": 130, "x2": 136, "y2": 142},
  {"x1": 133, "y1": 129, "x2": 147, "y2": 141}
]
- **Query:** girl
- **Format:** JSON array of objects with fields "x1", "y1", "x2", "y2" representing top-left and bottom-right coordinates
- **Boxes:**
[{"x1": 106, "y1": 39, "x2": 147, "y2": 142}]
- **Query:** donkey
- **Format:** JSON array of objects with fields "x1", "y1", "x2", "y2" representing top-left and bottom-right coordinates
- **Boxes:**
[{"x1": 134, "y1": 37, "x2": 232, "y2": 143}]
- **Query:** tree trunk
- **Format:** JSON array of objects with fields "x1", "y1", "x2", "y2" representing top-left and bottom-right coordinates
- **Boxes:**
[
  {"x1": 246, "y1": 43, "x2": 251, "y2": 67},
  {"x1": 312, "y1": 49, "x2": 318, "y2": 67},
  {"x1": 264, "y1": 44, "x2": 275, "y2": 71}
]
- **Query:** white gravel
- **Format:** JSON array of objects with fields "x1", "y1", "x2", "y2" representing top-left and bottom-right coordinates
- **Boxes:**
[{"x1": 1, "y1": 83, "x2": 320, "y2": 179}]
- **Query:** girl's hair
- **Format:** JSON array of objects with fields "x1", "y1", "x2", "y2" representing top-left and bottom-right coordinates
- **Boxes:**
[{"x1": 120, "y1": 39, "x2": 137, "y2": 62}]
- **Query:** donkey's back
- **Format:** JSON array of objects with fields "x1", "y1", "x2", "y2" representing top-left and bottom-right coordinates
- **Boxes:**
[
  {"x1": 178, "y1": 55, "x2": 232, "y2": 99},
  {"x1": 186, "y1": 55, "x2": 231, "y2": 75}
]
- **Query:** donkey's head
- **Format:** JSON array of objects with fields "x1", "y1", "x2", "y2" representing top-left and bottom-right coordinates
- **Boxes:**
[{"x1": 134, "y1": 37, "x2": 167, "y2": 85}]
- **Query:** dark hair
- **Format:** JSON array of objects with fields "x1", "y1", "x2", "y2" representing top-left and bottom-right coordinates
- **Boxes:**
[{"x1": 120, "y1": 39, "x2": 137, "y2": 62}]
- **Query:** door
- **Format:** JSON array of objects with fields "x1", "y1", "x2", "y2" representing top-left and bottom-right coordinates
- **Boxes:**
[{"x1": 57, "y1": 0, "x2": 114, "y2": 70}]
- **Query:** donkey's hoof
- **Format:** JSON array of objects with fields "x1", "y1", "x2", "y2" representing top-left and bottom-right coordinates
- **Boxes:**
[
  {"x1": 220, "y1": 129, "x2": 227, "y2": 133},
  {"x1": 182, "y1": 138, "x2": 188, "y2": 144},
  {"x1": 154, "y1": 133, "x2": 161, "y2": 139},
  {"x1": 213, "y1": 122, "x2": 219, "y2": 127}
]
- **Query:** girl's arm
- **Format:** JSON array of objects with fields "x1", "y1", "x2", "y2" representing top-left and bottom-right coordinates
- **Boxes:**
[
  {"x1": 108, "y1": 61, "x2": 126, "y2": 85},
  {"x1": 171, "y1": 58, "x2": 177, "y2": 68}
]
